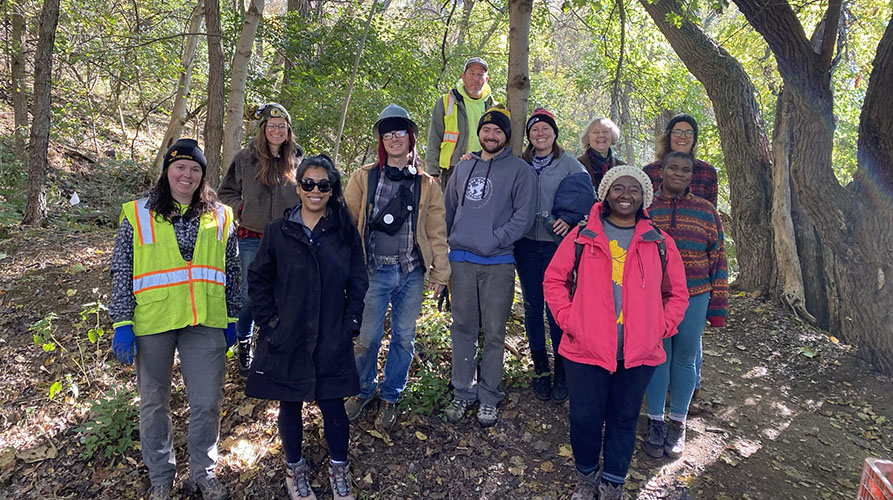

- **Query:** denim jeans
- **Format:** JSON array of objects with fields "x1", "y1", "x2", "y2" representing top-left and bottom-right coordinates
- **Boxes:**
[
  {"x1": 237, "y1": 236, "x2": 261, "y2": 340},
  {"x1": 449, "y1": 261, "x2": 516, "y2": 406},
  {"x1": 354, "y1": 265, "x2": 425, "y2": 403},
  {"x1": 565, "y1": 359, "x2": 655, "y2": 484},
  {"x1": 645, "y1": 291, "x2": 710, "y2": 419},
  {"x1": 135, "y1": 325, "x2": 226, "y2": 487},
  {"x1": 279, "y1": 398, "x2": 349, "y2": 463},
  {"x1": 514, "y1": 237, "x2": 563, "y2": 356}
]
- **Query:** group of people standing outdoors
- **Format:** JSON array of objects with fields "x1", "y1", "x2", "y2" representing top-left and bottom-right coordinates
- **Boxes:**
[{"x1": 108, "y1": 56, "x2": 728, "y2": 500}]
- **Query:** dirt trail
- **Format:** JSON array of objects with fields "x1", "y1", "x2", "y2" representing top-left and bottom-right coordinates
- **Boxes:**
[{"x1": 0, "y1": 226, "x2": 891, "y2": 499}]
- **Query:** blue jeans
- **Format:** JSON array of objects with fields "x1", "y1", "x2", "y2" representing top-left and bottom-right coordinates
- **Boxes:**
[
  {"x1": 565, "y1": 359, "x2": 655, "y2": 484},
  {"x1": 514, "y1": 238, "x2": 563, "y2": 356},
  {"x1": 354, "y1": 265, "x2": 425, "y2": 403},
  {"x1": 645, "y1": 292, "x2": 710, "y2": 420},
  {"x1": 237, "y1": 236, "x2": 261, "y2": 340}
]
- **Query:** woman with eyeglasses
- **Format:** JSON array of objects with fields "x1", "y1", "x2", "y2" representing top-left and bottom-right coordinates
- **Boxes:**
[
  {"x1": 245, "y1": 154, "x2": 368, "y2": 500},
  {"x1": 218, "y1": 103, "x2": 305, "y2": 379},
  {"x1": 642, "y1": 113, "x2": 717, "y2": 207}
]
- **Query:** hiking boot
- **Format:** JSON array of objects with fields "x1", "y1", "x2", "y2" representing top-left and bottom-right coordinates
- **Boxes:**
[
  {"x1": 147, "y1": 484, "x2": 172, "y2": 500},
  {"x1": 286, "y1": 459, "x2": 317, "y2": 500},
  {"x1": 665, "y1": 419, "x2": 686, "y2": 458},
  {"x1": 344, "y1": 395, "x2": 375, "y2": 422},
  {"x1": 328, "y1": 461, "x2": 355, "y2": 500},
  {"x1": 643, "y1": 418, "x2": 666, "y2": 458},
  {"x1": 237, "y1": 338, "x2": 252, "y2": 380},
  {"x1": 598, "y1": 480, "x2": 623, "y2": 500},
  {"x1": 570, "y1": 469, "x2": 598, "y2": 500},
  {"x1": 476, "y1": 404, "x2": 498, "y2": 428},
  {"x1": 196, "y1": 476, "x2": 228, "y2": 500},
  {"x1": 376, "y1": 400, "x2": 398, "y2": 430},
  {"x1": 530, "y1": 349, "x2": 551, "y2": 401},
  {"x1": 444, "y1": 398, "x2": 474, "y2": 423},
  {"x1": 552, "y1": 355, "x2": 568, "y2": 402}
]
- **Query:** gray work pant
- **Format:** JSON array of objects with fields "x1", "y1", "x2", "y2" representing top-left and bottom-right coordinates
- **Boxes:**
[
  {"x1": 135, "y1": 324, "x2": 226, "y2": 487},
  {"x1": 449, "y1": 261, "x2": 515, "y2": 406}
]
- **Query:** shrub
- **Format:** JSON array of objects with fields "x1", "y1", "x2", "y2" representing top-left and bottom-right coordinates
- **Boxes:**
[{"x1": 77, "y1": 387, "x2": 139, "y2": 459}]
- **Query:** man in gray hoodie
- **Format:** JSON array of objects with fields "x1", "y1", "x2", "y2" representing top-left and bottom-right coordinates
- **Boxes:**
[{"x1": 443, "y1": 108, "x2": 535, "y2": 428}]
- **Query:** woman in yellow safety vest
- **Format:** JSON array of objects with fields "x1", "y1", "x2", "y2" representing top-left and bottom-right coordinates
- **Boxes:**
[{"x1": 108, "y1": 138, "x2": 240, "y2": 500}]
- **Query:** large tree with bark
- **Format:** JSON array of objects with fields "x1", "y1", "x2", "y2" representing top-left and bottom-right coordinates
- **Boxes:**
[{"x1": 641, "y1": 0, "x2": 893, "y2": 374}]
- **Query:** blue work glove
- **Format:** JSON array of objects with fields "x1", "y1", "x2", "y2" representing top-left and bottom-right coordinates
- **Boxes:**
[
  {"x1": 224, "y1": 322, "x2": 237, "y2": 348},
  {"x1": 113, "y1": 324, "x2": 137, "y2": 365}
]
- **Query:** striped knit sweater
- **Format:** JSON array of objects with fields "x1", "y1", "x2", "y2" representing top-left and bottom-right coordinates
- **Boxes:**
[{"x1": 648, "y1": 189, "x2": 728, "y2": 326}]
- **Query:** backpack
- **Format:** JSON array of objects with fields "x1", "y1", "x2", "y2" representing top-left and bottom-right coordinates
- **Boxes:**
[{"x1": 570, "y1": 221, "x2": 666, "y2": 298}]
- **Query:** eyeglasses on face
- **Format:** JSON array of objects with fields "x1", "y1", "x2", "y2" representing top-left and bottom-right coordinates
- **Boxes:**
[
  {"x1": 671, "y1": 129, "x2": 695, "y2": 138},
  {"x1": 381, "y1": 130, "x2": 408, "y2": 141},
  {"x1": 300, "y1": 178, "x2": 333, "y2": 193},
  {"x1": 266, "y1": 123, "x2": 289, "y2": 131}
]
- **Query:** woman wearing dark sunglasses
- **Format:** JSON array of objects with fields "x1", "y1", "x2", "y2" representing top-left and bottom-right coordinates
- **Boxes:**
[{"x1": 245, "y1": 154, "x2": 368, "y2": 500}]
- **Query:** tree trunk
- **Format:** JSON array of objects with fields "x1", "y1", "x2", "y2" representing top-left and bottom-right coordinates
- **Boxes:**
[
  {"x1": 10, "y1": 0, "x2": 28, "y2": 159},
  {"x1": 639, "y1": 0, "x2": 774, "y2": 295},
  {"x1": 21, "y1": 0, "x2": 60, "y2": 226},
  {"x1": 621, "y1": 80, "x2": 633, "y2": 164},
  {"x1": 222, "y1": 0, "x2": 265, "y2": 171},
  {"x1": 205, "y1": 0, "x2": 225, "y2": 187},
  {"x1": 151, "y1": 0, "x2": 205, "y2": 179},
  {"x1": 736, "y1": 0, "x2": 893, "y2": 374},
  {"x1": 456, "y1": 0, "x2": 475, "y2": 48},
  {"x1": 608, "y1": 0, "x2": 625, "y2": 124},
  {"x1": 332, "y1": 0, "x2": 378, "y2": 166},
  {"x1": 769, "y1": 88, "x2": 818, "y2": 325},
  {"x1": 506, "y1": 0, "x2": 532, "y2": 155}
]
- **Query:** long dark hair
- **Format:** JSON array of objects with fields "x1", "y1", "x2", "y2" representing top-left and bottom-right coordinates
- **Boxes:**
[
  {"x1": 148, "y1": 165, "x2": 218, "y2": 222},
  {"x1": 296, "y1": 154, "x2": 353, "y2": 238},
  {"x1": 253, "y1": 123, "x2": 298, "y2": 187}
]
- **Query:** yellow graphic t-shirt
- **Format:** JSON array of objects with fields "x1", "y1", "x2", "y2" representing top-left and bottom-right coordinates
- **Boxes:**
[{"x1": 601, "y1": 218, "x2": 635, "y2": 360}]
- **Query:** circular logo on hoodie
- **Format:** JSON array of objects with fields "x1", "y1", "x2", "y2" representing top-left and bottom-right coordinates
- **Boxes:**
[{"x1": 464, "y1": 177, "x2": 492, "y2": 205}]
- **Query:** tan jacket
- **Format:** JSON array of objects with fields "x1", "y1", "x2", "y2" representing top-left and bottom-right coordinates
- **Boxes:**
[{"x1": 344, "y1": 163, "x2": 450, "y2": 285}]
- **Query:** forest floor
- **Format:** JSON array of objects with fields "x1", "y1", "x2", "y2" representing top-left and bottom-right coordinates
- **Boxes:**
[{"x1": 0, "y1": 134, "x2": 891, "y2": 500}]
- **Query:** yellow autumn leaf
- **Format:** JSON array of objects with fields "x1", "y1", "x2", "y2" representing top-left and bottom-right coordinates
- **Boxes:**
[
  {"x1": 830, "y1": 336, "x2": 839, "y2": 344},
  {"x1": 415, "y1": 431, "x2": 427, "y2": 441}
]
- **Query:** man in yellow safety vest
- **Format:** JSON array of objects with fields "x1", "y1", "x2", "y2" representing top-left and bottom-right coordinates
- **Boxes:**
[{"x1": 425, "y1": 57, "x2": 495, "y2": 191}]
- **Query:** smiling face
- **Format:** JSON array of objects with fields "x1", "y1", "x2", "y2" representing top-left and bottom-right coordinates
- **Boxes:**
[
  {"x1": 605, "y1": 176, "x2": 643, "y2": 223},
  {"x1": 298, "y1": 167, "x2": 332, "y2": 216},
  {"x1": 264, "y1": 117, "x2": 289, "y2": 150},
  {"x1": 479, "y1": 124, "x2": 507, "y2": 155},
  {"x1": 166, "y1": 159, "x2": 203, "y2": 205},
  {"x1": 588, "y1": 122, "x2": 613, "y2": 155},
  {"x1": 529, "y1": 122, "x2": 556, "y2": 155},
  {"x1": 660, "y1": 155, "x2": 694, "y2": 196},
  {"x1": 669, "y1": 121, "x2": 695, "y2": 154},
  {"x1": 461, "y1": 64, "x2": 488, "y2": 99},
  {"x1": 382, "y1": 128, "x2": 410, "y2": 162}
]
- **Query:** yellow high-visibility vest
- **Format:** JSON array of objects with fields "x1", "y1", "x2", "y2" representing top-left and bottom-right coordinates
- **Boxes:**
[
  {"x1": 438, "y1": 91, "x2": 461, "y2": 170},
  {"x1": 121, "y1": 198, "x2": 232, "y2": 336}
]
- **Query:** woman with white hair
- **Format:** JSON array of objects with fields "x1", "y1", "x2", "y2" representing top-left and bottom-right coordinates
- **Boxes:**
[{"x1": 577, "y1": 117, "x2": 625, "y2": 191}]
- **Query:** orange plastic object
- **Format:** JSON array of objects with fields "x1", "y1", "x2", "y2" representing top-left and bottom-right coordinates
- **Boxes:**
[{"x1": 858, "y1": 458, "x2": 893, "y2": 500}]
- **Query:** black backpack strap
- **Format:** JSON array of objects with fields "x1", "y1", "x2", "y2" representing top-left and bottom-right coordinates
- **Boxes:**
[{"x1": 652, "y1": 224, "x2": 667, "y2": 274}]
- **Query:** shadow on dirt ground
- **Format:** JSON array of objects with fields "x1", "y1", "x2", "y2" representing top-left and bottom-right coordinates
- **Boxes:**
[{"x1": 0, "y1": 226, "x2": 891, "y2": 499}]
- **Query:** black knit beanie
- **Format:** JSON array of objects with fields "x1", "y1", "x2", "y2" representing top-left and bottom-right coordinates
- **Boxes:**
[
  {"x1": 164, "y1": 138, "x2": 207, "y2": 174},
  {"x1": 477, "y1": 108, "x2": 512, "y2": 141}
]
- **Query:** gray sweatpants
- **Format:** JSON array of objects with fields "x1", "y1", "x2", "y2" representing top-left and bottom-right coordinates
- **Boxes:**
[
  {"x1": 135, "y1": 324, "x2": 226, "y2": 487},
  {"x1": 449, "y1": 261, "x2": 516, "y2": 407}
]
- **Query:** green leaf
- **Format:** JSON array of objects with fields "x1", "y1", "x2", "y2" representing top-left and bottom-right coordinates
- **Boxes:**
[
  {"x1": 799, "y1": 346, "x2": 817, "y2": 358},
  {"x1": 49, "y1": 381, "x2": 63, "y2": 399}
]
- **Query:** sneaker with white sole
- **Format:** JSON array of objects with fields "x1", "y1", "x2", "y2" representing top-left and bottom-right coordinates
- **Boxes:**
[
  {"x1": 598, "y1": 480, "x2": 623, "y2": 500},
  {"x1": 444, "y1": 398, "x2": 474, "y2": 423},
  {"x1": 476, "y1": 404, "x2": 498, "y2": 428}
]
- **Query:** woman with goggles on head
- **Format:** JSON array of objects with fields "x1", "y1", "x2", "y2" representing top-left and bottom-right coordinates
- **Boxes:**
[
  {"x1": 218, "y1": 103, "x2": 304, "y2": 379},
  {"x1": 245, "y1": 154, "x2": 368, "y2": 500}
]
